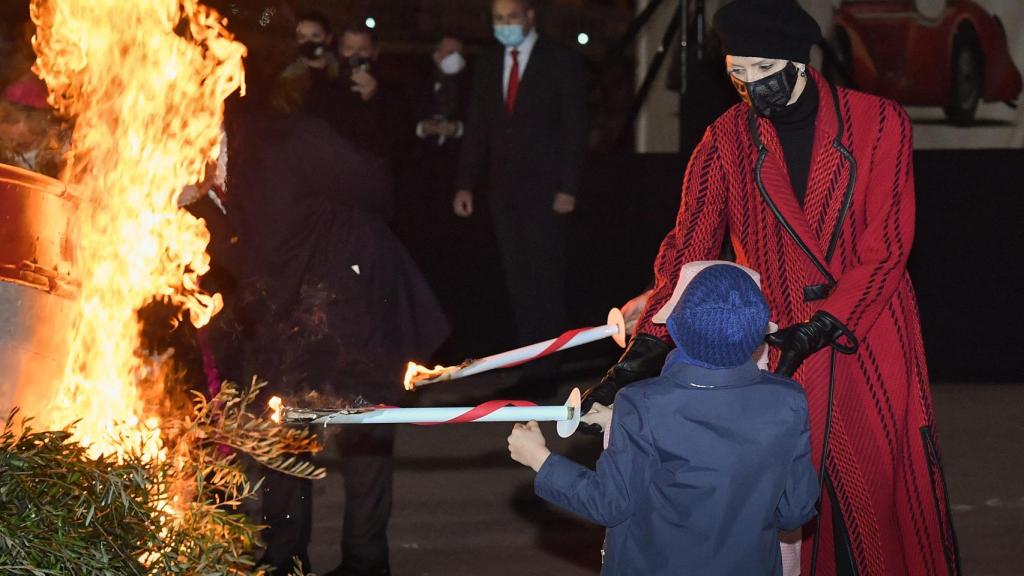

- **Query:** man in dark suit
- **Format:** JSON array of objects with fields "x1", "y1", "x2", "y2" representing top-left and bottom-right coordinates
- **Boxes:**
[
  {"x1": 396, "y1": 36, "x2": 474, "y2": 340},
  {"x1": 454, "y1": 0, "x2": 587, "y2": 388}
]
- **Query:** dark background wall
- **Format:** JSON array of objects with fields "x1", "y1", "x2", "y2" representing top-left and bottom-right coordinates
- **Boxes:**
[
  {"x1": 909, "y1": 149, "x2": 1024, "y2": 382},
  {"x1": 451, "y1": 149, "x2": 1023, "y2": 384}
]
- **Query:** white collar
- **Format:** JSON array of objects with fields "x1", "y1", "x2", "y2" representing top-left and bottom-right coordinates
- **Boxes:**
[{"x1": 506, "y1": 28, "x2": 539, "y2": 56}]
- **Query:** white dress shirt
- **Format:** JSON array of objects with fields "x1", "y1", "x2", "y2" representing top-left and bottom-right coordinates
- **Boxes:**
[{"x1": 502, "y1": 28, "x2": 539, "y2": 99}]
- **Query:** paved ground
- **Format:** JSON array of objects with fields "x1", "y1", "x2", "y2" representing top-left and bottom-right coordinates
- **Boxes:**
[{"x1": 299, "y1": 365, "x2": 1024, "y2": 575}]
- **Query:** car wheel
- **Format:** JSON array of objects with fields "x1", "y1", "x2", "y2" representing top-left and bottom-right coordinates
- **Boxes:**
[{"x1": 944, "y1": 30, "x2": 983, "y2": 126}]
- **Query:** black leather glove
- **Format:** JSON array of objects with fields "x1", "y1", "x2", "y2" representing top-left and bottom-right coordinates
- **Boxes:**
[
  {"x1": 764, "y1": 311, "x2": 858, "y2": 377},
  {"x1": 579, "y1": 333, "x2": 671, "y2": 435}
]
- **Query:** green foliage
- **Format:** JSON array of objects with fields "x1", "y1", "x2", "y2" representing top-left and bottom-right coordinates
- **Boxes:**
[
  {"x1": 0, "y1": 417, "x2": 153, "y2": 575},
  {"x1": 0, "y1": 381, "x2": 323, "y2": 575}
]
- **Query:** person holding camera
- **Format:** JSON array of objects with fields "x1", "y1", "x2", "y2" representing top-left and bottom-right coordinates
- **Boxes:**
[
  {"x1": 274, "y1": 16, "x2": 408, "y2": 171},
  {"x1": 339, "y1": 24, "x2": 378, "y2": 103},
  {"x1": 333, "y1": 23, "x2": 410, "y2": 167},
  {"x1": 274, "y1": 11, "x2": 341, "y2": 121}
]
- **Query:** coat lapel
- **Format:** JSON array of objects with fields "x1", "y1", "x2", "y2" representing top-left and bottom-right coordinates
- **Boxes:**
[
  {"x1": 751, "y1": 114, "x2": 831, "y2": 272},
  {"x1": 751, "y1": 69, "x2": 855, "y2": 288},
  {"x1": 801, "y1": 71, "x2": 853, "y2": 268}
]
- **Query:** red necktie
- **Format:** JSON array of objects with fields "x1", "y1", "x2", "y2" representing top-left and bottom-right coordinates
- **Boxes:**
[{"x1": 506, "y1": 48, "x2": 520, "y2": 114}]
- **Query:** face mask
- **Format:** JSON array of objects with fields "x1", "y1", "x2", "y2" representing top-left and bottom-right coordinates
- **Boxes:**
[
  {"x1": 298, "y1": 41, "x2": 326, "y2": 60},
  {"x1": 438, "y1": 52, "x2": 466, "y2": 76},
  {"x1": 493, "y1": 24, "x2": 525, "y2": 48},
  {"x1": 731, "y1": 61, "x2": 800, "y2": 118}
]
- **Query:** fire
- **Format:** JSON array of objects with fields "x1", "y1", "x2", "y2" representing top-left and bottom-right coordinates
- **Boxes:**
[
  {"x1": 268, "y1": 395, "x2": 283, "y2": 424},
  {"x1": 28, "y1": 0, "x2": 245, "y2": 460},
  {"x1": 403, "y1": 361, "x2": 458, "y2": 391}
]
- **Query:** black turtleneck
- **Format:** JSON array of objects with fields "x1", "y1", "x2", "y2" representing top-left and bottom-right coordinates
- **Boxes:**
[{"x1": 770, "y1": 76, "x2": 819, "y2": 206}]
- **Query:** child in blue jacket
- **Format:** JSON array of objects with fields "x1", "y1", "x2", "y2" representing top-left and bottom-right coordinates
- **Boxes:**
[{"x1": 508, "y1": 264, "x2": 819, "y2": 575}]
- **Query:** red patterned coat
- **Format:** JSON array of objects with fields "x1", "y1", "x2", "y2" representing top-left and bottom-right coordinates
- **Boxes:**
[{"x1": 637, "y1": 69, "x2": 959, "y2": 576}]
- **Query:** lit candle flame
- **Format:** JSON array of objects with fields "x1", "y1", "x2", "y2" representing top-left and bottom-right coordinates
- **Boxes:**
[
  {"x1": 403, "y1": 361, "x2": 458, "y2": 391},
  {"x1": 268, "y1": 396, "x2": 283, "y2": 424}
]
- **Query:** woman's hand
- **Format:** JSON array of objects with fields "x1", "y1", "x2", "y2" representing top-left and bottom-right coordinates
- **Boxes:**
[
  {"x1": 621, "y1": 290, "x2": 653, "y2": 337},
  {"x1": 508, "y1": 421, "x2": 551, "y2": 472}
]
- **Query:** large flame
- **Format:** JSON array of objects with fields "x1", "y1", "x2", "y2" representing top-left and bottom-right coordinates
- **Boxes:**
[{"x1": 28, "y1": 0, "x2": 245, "y2": 460}]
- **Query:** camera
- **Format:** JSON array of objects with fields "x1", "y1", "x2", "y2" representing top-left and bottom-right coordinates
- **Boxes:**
[{"x1": 348, "y1": 56, "x2": 372, "y2": 72}]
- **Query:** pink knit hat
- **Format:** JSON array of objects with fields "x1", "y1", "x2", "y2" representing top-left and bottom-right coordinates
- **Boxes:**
[{"x1": 2, "y1": 74, "x2": 49, "y2": 110}]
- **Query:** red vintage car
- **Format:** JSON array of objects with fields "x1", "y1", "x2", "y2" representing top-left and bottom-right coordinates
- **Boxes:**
[{"x1": 831, "y1": 0, "x2": 1022, "y2": 124}]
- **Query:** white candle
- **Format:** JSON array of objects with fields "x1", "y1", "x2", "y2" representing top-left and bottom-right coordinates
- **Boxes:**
[
  {"x1": 405, "y1": 308, "x2": 626, "y2": 390},
  {"x1": 277, "y1": 389, "x2": 583, "y2": 438},
  {"x1": 286, "y1": 405, "x2": 570, "y2": 425}
]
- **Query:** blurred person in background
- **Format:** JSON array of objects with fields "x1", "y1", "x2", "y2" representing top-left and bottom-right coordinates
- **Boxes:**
[
  {"x1": 411, "y1": 35, "x2": 468, "y2": 149},
  {"x1": 234, "y1": 69, "x2": 448, "y2": 575},
  {"x1": 0, "y1": 73, "x2": 67, "y2": 178},
  {"x1": 273, "y1": 11, "x2": 341, "y2": 123},
  {"x1": 454, "y1": 0, "x2": 587, "y2": 399},
  {"x1": 395, "y1": 34, "x2": 473, "y2": 353},
  {"x1": 333, "y1": 22, "x2": 410, "y2": 166},
  {"x1": 273, "y1": 15, "x2": 408, "y2": 215}
]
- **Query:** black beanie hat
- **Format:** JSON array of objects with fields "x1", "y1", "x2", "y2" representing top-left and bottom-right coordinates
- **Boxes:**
[{"x1": 713, "y1": 0, "x2": 822, "y2": 64}]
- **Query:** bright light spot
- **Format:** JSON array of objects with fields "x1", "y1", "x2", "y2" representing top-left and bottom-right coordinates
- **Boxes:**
[
  {"x1": 269, "y1": 396, "x2": 283, "y2": 424},
  {"x1": 577, "y1": 32, "x2": 590, "y2": 45},
  {"x1": 365, "y1": 17, "x2": 377, "y2": 29}
]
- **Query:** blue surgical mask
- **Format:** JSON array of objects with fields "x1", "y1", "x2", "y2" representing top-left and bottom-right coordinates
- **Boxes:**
[{"x1": 493, "y1": 24, "x2": 526, "y2": 47}]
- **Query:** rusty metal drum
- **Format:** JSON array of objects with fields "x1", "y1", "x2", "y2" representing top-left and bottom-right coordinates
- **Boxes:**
[{"x1": 0, "y1": 162, "x2": 77, "y2": 420}]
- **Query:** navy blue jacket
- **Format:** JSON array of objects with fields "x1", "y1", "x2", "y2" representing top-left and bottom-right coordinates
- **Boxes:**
[{"x1": 535, "y1": 361, "x2": 818, "y2": 575}]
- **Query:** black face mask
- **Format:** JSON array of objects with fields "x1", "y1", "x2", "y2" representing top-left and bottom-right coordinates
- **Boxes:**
[
  {"x1": 298, "y1": 41, "x2": 326, "y2": 60},
  {"x1": 731, "y1": 61, "x2": 800, "y2": 118}
]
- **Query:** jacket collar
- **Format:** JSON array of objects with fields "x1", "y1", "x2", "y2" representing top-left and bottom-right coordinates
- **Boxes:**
[{"x1": 662, "y1": 359, "x2": 763, "y2": 389}]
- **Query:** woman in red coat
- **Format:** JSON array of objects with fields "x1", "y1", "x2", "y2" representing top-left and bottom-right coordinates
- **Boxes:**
[{"x1": 583, "y1": 0, "x2": 960, "y2": 574}]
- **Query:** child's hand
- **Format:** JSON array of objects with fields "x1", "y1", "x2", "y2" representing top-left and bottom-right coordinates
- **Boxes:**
[
  {"x1": 508, "y1": 421, "x2": 551, "y2": 472},
  {"x1": 581, "y1": 402, "x2": 613, "y2": 432}
]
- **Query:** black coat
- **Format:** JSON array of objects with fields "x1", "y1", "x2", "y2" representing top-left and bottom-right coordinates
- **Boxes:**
[
  {"x1": 230, "y1": 114, "x2": 449, "y2": 403},
  {"x1": 408, "y1": 66, "x2": 471, "y2": 161},
  {"x1": 456, "y1": 36, "x2": 587, "y2": 210}
]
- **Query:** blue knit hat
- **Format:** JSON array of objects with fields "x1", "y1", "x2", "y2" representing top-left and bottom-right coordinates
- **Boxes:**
[{"x1": 667, "y1": 264, "x2": 770, "y2": 369}]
